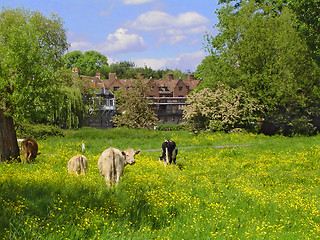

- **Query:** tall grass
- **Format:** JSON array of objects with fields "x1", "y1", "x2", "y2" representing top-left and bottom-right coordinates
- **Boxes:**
[{"x1": 1, "y1": 127, "x2": 320, "y2": 239}]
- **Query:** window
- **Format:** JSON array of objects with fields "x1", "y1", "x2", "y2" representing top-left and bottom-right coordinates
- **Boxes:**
[
  {"x1": 159, "y1": 87, "x2": 169, "y2": 91},
  {"x1": 113, "y1": 86, "x2": 119, "y2": 91},
  {"x1": 107, "y1": 100, "x2": 114, "y2": 106},
  {"x1": 179, "y1": 86, "x2": 183, "y2": 91}
]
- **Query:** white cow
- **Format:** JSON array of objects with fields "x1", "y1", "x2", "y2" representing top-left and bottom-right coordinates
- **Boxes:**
[
  {"x1": 68, "y1": 154, "x2": 88, "y2": 175},
  {"x1": 97, "y1": 147, "x2": 140, "y2": 187}
]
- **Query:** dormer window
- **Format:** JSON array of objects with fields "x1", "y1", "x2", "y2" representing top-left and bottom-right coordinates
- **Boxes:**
[
  {"x1": 159, "y1": 87, "x2": 169, "y2": 92},
  {"x1": 179, "y1": 86, "x2": 183, "y2": 91}
]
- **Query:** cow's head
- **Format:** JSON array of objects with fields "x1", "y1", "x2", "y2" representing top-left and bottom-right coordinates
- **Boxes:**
[{"x1": 122, "y1": 148, "x2": 141, "y2": 165}]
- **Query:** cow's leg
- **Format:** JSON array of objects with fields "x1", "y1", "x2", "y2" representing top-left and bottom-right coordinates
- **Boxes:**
[
  {"x1": 115, "y1": 166, "x2": 124, "y2": 185},
  {"x1": 27, "y1": 153, "x2": 32, "y2": 164},
  {"x1": 159, "y1": 148, "x2": 166, "y2": 162},
  {"x1": 115, "y1": 173, "x2": 120, "y2": 186},
  {"x1": 105, "y1": 174, "x2": 112, "y2": 188},
  {"x1": 79, "y1": 157, "x2": 86, "y2": 175},
  {"x1": 172, "y1": 148, "x2": 177, "y2": 165},
  {"x1": 76, "y1": 162, "x2": 80, "y2": 175},
  {"x1": 23, "y1": 154, "x2": 27, "y2": 164}
]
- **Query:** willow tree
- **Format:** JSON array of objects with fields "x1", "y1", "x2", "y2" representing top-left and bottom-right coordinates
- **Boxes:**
[{"x1": 0, "y1": 8, "x2": 69, "y2": 162}]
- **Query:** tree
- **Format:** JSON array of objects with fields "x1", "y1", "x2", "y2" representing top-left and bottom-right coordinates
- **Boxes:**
[
  {"x1": 63, "y1": 50, "x2": 108, "y2": 76},
  {"x1": 0, "y1": 7, "x2": 69, "y2": 162},
  {"x1": 63, "y1": 50, "x2": 82, "y2": 69},
  {"x1": 112, "y1": 78, "x2": 158, "y2": 129},
  {"x1": 183, "y1": 86, "x2": 262, "y2": 132},
  {"x1": 196, "y1": 1, "x2": 320, "y2": 135},
  {"x1": 218, "y1": 0, "x2": 320, "y2": 64},
  {"x1": 105, "y1": 61, "x2": 136, "y2": 79}
]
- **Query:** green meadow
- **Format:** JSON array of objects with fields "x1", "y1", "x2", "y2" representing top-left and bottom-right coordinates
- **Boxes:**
[{"x1": 1, "y1": 127, "x2": 320, "y2": 239}]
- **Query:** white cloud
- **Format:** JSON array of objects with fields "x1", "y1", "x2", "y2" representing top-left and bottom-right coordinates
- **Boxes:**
[
  {"x1": 133, "y1": 51, "x2": 206, "y2": 72},
  {"x1": 176, "y1": 12, "x2": 210, "y2": 28},
  {"x1": 122, "y1": 0, "x2": 154, "y2": 5},
  {"x1": 69, "y1": 28, "x2": 147, "y2": 55},
  {"x1": 185, "y1": 26, "x2": 208, "y2": 35},
  {"x1": 126, "y1": 10, "x2": 210, "y2": 46},
  {"x1": 158, "y1": 35, "x2": 186, "y2": 45},
  {"x1": 127, "y1": 11, "x2": 211, "y2": 31},
  {"x1": 98, "y1": 28, "x2": 146, "y2": 54}
]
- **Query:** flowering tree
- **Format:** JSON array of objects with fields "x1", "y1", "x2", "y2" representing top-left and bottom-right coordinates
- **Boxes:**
[{"x1": 183, "y1": 86, "x2": 262, "y2": 132}]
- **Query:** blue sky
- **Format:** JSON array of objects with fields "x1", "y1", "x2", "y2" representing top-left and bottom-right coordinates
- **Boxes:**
[{"x1": 1, "y1": 0, "x2": 220, "y2": 72}]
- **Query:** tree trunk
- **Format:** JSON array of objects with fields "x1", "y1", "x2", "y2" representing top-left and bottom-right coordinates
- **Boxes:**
[{"x1": 0, "y1": 109, "x2": 20, "y2": 162}]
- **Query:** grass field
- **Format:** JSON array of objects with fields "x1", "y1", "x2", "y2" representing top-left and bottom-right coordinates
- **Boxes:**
[{"x1": 1, "y1": 127, "x2": 320, "y2": 239}]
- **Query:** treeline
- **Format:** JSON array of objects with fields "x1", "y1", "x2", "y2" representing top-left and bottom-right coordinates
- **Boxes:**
[
  {"x1": 183, "y1": 0, "x2": 320, "y2": 136},
  {"x1": 63, "y1": 50, "x2": 191, "y2": 80}
]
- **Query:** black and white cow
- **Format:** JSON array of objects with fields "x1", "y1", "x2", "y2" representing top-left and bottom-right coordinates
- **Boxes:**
[{"x1": 159, "y1": 140, "x2": 178, "y2": 164}]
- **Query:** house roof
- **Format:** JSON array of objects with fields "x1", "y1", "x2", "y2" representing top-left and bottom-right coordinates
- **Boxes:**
[{"x1": 81, "y1": 73, "x2": 202, "y2": 96}]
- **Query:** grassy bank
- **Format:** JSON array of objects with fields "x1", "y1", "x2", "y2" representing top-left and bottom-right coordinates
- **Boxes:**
[{"x1": 1, "y1": 128, "x2": 320, "y2": 239}]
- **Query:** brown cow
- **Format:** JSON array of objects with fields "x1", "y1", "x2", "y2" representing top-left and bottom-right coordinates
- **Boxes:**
[
  {"x1": 97, "y1": 147, "x2": 140, "y2": 187},
  {"x1": 68, "y1": 154, "x2": 88, "y2": 175},
  {"x1": 21, "y1": 138, "x2": 39, "y2": 164}
]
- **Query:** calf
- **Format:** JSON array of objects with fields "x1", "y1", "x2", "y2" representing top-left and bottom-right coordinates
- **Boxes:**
[
  {"x1": 68, "y1": 154, "x2": 88, "y2": 175},
  {"x1": 21, "y1": 138, "x2": 39, "y2": 164},
  {"x1": 97, "y1": 147, "x2": 140, "y2": 187},
  {"x1": 159, "y1": 140, "x2": 178, "y2": 164}
]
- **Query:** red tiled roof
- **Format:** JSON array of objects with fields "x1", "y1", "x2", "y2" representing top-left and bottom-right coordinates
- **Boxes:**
[{"x1": 81, "y1": 74, "x2": 201, "y2": 96}]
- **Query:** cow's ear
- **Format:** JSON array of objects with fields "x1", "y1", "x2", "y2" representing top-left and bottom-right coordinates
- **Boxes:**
[
  {"x1": 135, "y1": 150, "x2": 141, "y2": 155},
  {"x1": 121, "y1": 151, "x2": 126, "y2": 156}
]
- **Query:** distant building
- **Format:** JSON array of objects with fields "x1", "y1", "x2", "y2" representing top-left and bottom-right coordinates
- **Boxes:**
[{"x1": 80, "y1": 72, "x2": 202, "y2": 127}]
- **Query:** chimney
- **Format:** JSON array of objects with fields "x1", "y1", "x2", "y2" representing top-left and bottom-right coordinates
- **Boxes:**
[
  {"x1": 137, "y1": 73, "x2": 145, "y2": 79},
  {"x1": 166, "y1": 74, "x2": 174, "y2": 81},
  {"x1": 187, "y1": 74, "x2": 194, "y2": 81},
  {"x1": 96, "y1": 72, "x2": 101, "y2": 79},
  {"x1": 72, "y1": 67, "x2": 79, "y2": 75},
  {"x1": 109, "y1": 73, "x2": 116, "y2": 80}
]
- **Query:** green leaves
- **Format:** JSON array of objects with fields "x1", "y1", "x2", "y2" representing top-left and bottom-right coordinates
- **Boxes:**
[
  {"x1": 112, "y1": 78, "x2": 158, "y2": 129},
  {"x1": 63, "y1": 50, "x2": 108, "y2": 76},
  {"x1": 0, "y1": 7, "x2": 85, "y2": 129},
  {"x1": 194, "y1": 0, "x2": 320, "y2": 135}
]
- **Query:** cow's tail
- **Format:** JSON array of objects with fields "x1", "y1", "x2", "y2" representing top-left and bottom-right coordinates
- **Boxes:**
[
  {"x1": 165, "y1": 147, "x2": 169, "y2": 163},
  {"x1": 79, "y1": 155, "x2": 86, "y2": 174},
  {"x1": 21, "y1": 139, "x2": 28, "y2": 150}
]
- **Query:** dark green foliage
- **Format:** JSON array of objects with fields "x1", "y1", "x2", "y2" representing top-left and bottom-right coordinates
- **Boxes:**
[
  {"x1": 156, "y1": 124, "x2": 187, "y2": 131},
  {"x1": 15, "y1": 122, "x2": 64, "y2": 139},
  {"x1": 64, "y1": 50, "x2": 109, "y2": 76},
  {"x1": 194, "y1": 1, "x2": 320, "y2": 135}
]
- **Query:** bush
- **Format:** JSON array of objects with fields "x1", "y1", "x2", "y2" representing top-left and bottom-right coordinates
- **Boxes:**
[
  {"x1": 183, "y1": 86, "x2": 263, "y2": 133},
  {"x1": 15, "y1": 122, "x2": 65, "y2": 139}
]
